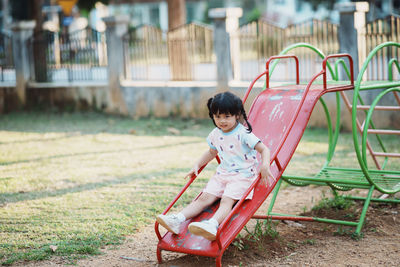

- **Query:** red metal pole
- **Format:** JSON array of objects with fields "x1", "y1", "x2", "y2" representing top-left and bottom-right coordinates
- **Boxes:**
[
  {"x1": 242, "y1": 70, "x2": 267, "y2": 104},
  {"x1": 265, "y1": 55, "x2": 300, "y2": 88},
  {"x1": 154, "y1": 164, "x2": 207, "y2": 240}
]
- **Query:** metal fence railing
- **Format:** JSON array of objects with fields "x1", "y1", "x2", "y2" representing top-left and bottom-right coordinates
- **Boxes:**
[
  {"x1": 123, "y1": 25, "x2": 169, "y2": 80},
  {"x1": 239, "y1": 19, "x2": 339, "y2": 81},
  {"x1": 29, "y1": 27, "x2": 107, "y2": 82},
  {"x1": 123, "y1": 22, "x2": 215, "y2": 81},
  {"x1": 239, "y1": 20, "x2": 285, "y2": 81},
  {"x1": 3, "y1": 15, "x2": 399, "y2": 84},
  {"x1": 364, "y1": 15, "x2": 400, "y2": 81},
  {"x1": 0, "y1": 30, "x2": 15, "y2": 82},
  {"x1": 286, "y1": 19, "x2": 339, "y2": 81}
]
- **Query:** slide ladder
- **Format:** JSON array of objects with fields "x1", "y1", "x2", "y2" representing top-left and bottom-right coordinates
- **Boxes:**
[{"x1": 267, "y1": 42, "x2": 400, "y2": 236}]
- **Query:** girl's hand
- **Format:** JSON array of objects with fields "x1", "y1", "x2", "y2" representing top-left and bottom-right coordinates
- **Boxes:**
[
  {"x1": 255, "y1": 142, "x2": 273, "y2": 186},
  {"x1": 184, "y1": 149, "x2": 217, "y2": 179},
  {"x1": 259, "y1": 165, "x2": 273, "y2": 186},
  {"x1": 184, "y1": 165, "x2": 200, "y2": 179}
]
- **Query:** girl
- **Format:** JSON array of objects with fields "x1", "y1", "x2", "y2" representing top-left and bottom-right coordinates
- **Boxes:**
[{"x1": 157, "y1": 91, "x2": 272, "y2": 241}]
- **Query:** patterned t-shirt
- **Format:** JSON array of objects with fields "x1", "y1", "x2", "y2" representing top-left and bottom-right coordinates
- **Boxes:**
[{"x1": 207, "y1": 123, "x2": 260, "y2": 178}]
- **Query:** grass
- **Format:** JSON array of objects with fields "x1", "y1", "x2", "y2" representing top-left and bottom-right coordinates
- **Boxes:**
[
  {"x1": 0, "y1": 111, "x2": 398, "y2": 265},
  {"x1": 284, "y1": 126, "x2": 400, "y2": 176},
  {"x1": 244, "y1": 219, "x2": 280, "y2": 243},
  {"x1": 0, "y1": 111, "x2": 215, "y2": 265},
  {"x1": 311, "y1": 194, "x2": 354, "y2": 212}
]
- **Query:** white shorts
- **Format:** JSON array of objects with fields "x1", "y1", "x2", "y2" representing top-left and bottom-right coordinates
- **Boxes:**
[{"x1": 203, "y1": 171, "x2": 256, "y2": 200}]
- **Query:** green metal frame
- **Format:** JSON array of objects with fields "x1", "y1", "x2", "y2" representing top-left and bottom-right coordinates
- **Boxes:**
[
  {"x1": 263, "y1": 42, "x2": 400, "y2": 235},
  {"x1": 352, "y1": 42, "x2": 400, "y2": 193}
]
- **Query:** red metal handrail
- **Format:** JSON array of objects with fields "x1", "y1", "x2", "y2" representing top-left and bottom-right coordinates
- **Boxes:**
[
  {"x1": 155, "y1": 164, "x2": 207, "y2": 241},
  {"x1": 322, "y1": 54, "x2": 354, "y2": 90},
  {"x1": 242, "y1": 70, "x2": 267, "y2": 104},
  {"x1": 265, "y1": 55, "x2": 300, "y2": 89}
]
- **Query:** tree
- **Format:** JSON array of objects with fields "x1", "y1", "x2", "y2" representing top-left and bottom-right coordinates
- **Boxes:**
[
  {"x1": 303, "y1": 0, "x2": 399, "y2": 19},
  {"x1": 302, "y1": 0, "x2": 336, "y2": 11},
  {"x1": 10, "y1": 0, "x2": 48, "y2": 81},
  {"x1": 167, "y1": 0, "x2": 190, "y2": 80},
  {"x1": 167, "y1": 0, "x2": 186, "y2": 30},
  {"x1": 10, "y1": 0, "x2": 44, "y2": 31},
  {"x1": 77, "y1": 0, "x2": 109, "y2": 12}
]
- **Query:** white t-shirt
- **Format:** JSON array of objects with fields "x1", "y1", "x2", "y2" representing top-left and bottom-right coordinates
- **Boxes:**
[{"x1": 207, "y1": 123, "x2": 260, "y2": 178}]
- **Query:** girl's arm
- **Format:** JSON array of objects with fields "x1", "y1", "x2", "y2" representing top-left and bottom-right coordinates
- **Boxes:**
[
  {"x1": 184, "y1": 148, "x2": 218, "y2": 179},
  {"x1": 255, "y1": 142, "x2": 273, "y2": 182}
]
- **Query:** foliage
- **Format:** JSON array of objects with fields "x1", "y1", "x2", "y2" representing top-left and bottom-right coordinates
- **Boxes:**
[
  {"x1": 312, "y1": 195, "x2": 354, "y2": 212},
  {"x1": 245, "y1": 8, "x2": 261, "y2": 23},
  {"x1": 302, "y1": 239, "x2": 316, "y2": 245},
  {"x1": 232, "y1": 238, "x2": 247, "y2": 251},
  {"x1": 10, "y1": 0, "x2": 36, "y2": 20},
  {"x1": 77, "y1": 0, "x2": 109, "y2": 12},
  {"x1": 333, "y1": 226, "x2": 364, "y2": 240},
  {"x1": 303, "y1": 0, "x2": 337, "y2": 11},
  {"x1": 244, "y1": 219, "x2": 280, "y2": 242}
]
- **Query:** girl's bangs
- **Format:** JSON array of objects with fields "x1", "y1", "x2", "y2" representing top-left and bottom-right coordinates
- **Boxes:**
[{"x1": 210, "y1": 96, "x2": 238, "y2": 115}]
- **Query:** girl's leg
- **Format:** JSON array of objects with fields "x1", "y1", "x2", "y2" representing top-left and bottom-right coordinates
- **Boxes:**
[
  {"x1": 211, "y1": 196, "x2": 236, "y2": 224},
  {"x1": 156, "y1": 192, "x2": 218, "y2": 234},
  {"x1": 187, "y1": 196, "x2": 236, "y2": 241},
  {"x1": 181, "y1": 192, "x2": 219, "y2": 219}
]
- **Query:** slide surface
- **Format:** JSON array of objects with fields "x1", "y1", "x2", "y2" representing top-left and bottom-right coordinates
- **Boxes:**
[{"x1": 157, "y1": 84, "x2": 330, "y2": 256}]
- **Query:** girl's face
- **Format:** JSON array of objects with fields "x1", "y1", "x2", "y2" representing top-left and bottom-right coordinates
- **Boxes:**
[{"x1": 213, "y1": 113, "x2": 239, "y2": 133}]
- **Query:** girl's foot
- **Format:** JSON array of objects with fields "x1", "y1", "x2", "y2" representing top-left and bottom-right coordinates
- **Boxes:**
[
  {"x1": 156, "y1": 214, "x2": 182, "y2": 234},
  {"x1": 188, "y1": 220, "x2": 218, "y2": 241}
]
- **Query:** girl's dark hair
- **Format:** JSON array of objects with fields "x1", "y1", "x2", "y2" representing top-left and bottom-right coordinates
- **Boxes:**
[{"x1": 207, "y1": 91, "x2": 252, "y2": 132}]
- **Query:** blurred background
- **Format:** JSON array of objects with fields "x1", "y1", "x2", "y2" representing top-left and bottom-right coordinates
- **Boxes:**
[
  {"x1": 0, "y1": 0, "x2": 398, "y2": 122},
  {"x1": 2, "y1": 1, "x2": 399, "y2": 32}
]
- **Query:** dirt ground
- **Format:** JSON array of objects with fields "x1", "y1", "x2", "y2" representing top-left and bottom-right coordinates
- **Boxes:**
[{"x1": 20, "y1": 185, "x2": 399, "y2": 267}]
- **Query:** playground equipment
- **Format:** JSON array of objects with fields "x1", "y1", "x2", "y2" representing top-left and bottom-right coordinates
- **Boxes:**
[
  {"x1": 155, "y1": 42, "x2": 399, "y2": 266},
  {"x1": 264, "y1": 42, "x2": 400, "y2": 235}
]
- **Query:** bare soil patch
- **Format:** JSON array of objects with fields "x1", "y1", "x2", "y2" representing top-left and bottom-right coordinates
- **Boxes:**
[{"x1": 19, "y1": 186, "x2": 399, "y2": 267}]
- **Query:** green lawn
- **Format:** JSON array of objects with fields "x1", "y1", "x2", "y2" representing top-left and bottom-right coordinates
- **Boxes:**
[{"x1": 0, "y1": 111, "x2": 398, "y2": 265}]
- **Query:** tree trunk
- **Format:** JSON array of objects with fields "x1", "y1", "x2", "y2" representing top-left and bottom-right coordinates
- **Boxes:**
[
  {"x1": 1, "y1": 0, "x2": 10, "y2": 29},
  {"x1": 167, "y1": 0, "x2": 192, "y2": 81},
  {"x1": 32, "y1": 0, "x2": 48, "y2": 82},
  {"x1": 168, "y1": 0, "x2": 186, "y2": 30}
]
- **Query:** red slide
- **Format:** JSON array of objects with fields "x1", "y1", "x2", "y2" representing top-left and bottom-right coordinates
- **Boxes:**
[{"x1": 155, "y1": 54, "x2": 354, "y2": 267}]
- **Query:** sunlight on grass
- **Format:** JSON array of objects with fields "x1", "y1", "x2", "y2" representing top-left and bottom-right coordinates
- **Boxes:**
[
  {"x1": 0, "y1": 112, "x2": 214, "y2": 265},
  {"x1": 293, "y1": 141, "x2": 329, "y2": 156},
  {"x1": 284, "y1": 127, "x2": 399, "y2": 176},
  {"x1": 0, "y1": 112, "x2": 398, "y2": 265}
]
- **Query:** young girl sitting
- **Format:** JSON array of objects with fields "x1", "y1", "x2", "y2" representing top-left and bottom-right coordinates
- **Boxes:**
[{"x1": 157, "y1": 91, "x2": 272, "y2": 241}]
